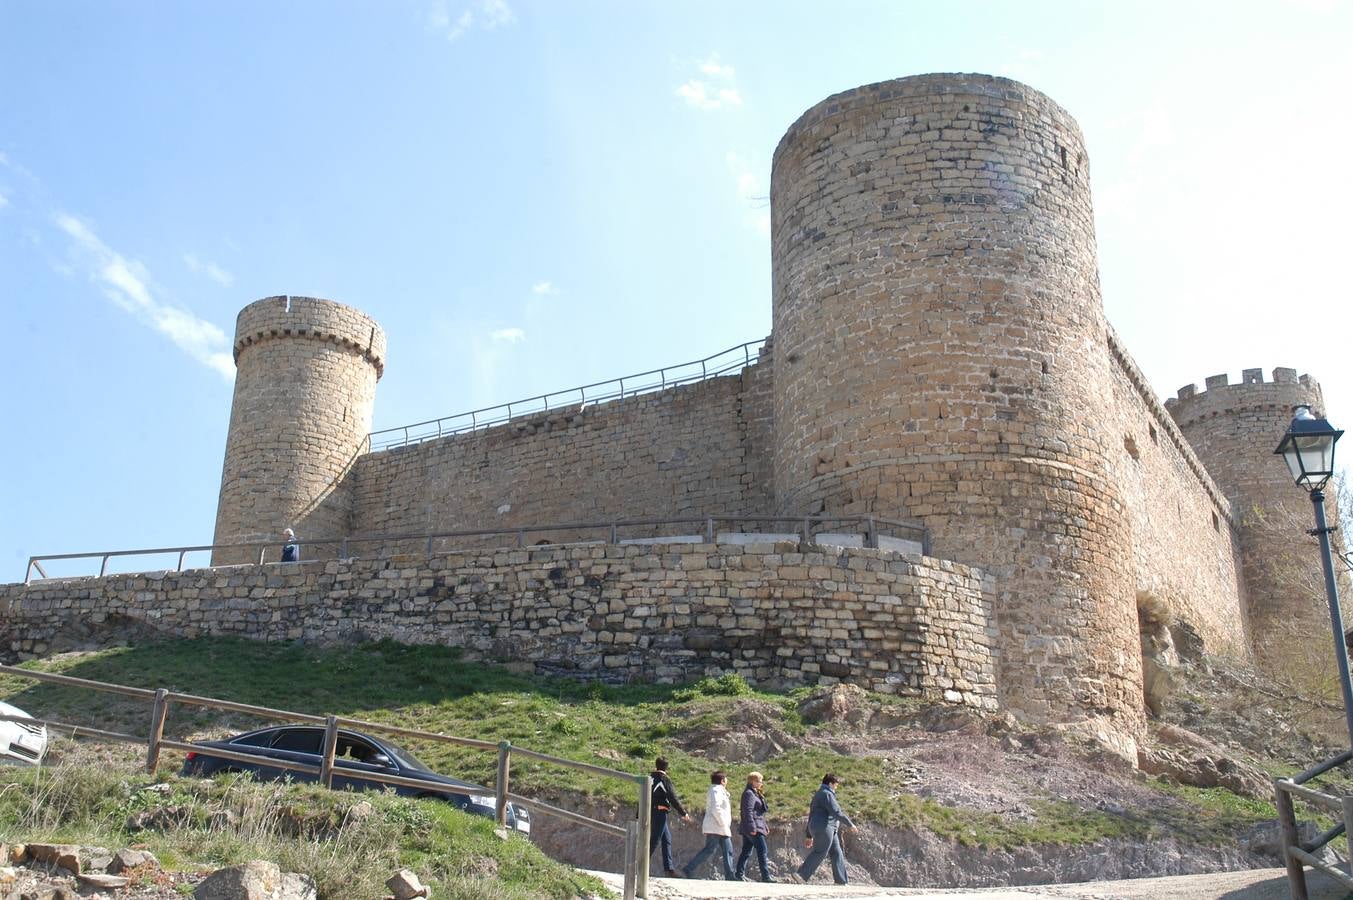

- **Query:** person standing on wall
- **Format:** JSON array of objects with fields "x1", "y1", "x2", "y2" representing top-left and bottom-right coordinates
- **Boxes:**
[
  {"x1": 797, "y1": 773, "x2": 856, "y2": 885},
  {"x1": 280, "y1": 528, "x2": 300, "y2": 563},
  {"x1": 682, "y1": 770, "x2": 736, "y2": 880},
  {"x1": 735, "y1": 770, "x2": 774, "y2": 882},
  {"x1": 649, "y1": 757, "x2": 693, "y2": 878}
]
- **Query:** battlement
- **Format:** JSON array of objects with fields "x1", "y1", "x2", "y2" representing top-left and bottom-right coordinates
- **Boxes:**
[
  {"x1": 1164, "y1": 368, "x2": 1322, "y2": 428},
  {"x1": 234, "y1": 295, "x2": 386, "y2": 378}
]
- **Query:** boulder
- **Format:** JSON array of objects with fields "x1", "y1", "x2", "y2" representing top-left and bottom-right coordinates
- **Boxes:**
[
  {"x1": 24, "y1": 843, "x2": 80, "y2": 874},
  {"x1": 76, "y1": 872, "x2": 130, "y2": 890},
  {"x1": 193, "y1": 860, "x2": 317, "y2": 900},
  {"x1": 108, "y1": 847, "x2": 160, "y2": 874},
  {"x1": 385, "y1": 869, "x2": 430, "y2": 900},
  {"x1": 1137, "y1": 746, "x2": 1272, "y2": 799},
  {"x1": 797, "y1": 684, "x2": 871, "y2": 727}
]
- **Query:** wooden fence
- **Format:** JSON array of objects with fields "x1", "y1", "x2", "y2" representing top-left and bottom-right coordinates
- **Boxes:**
[
  {"x1": 0, "y1": 663, "x2": 654, "y2": 899},
  {"x1": 1275, "y1": 748, "x2": 1353, "y2": 899}
]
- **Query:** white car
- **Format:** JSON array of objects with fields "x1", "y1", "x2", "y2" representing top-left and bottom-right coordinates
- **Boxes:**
[{"x1": 0, "y1": 700, "x2": 48, "y2": 765}]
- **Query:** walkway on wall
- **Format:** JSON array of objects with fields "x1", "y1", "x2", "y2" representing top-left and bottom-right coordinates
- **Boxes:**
[{"x1": 367, "y1": 338, "x2": 767, "y2": 451}]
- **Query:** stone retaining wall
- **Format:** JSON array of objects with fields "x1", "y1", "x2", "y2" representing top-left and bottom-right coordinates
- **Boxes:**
[{"x1": 0, "y1": 543, "x2": 996, "y2": 707}]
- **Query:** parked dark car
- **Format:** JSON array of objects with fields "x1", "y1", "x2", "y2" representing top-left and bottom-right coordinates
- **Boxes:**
[{"x1": 180, "y1": 725, "x2": 530, "y2": 835}]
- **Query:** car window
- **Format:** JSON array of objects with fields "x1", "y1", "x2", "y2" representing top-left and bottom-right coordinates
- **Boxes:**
[
  {"x1": 335, "y1": 735, "x2": 382, "y2": 763},
  {"x1": 269, "y1": 729, "x2": 323, "y2": 754},
  {"x1": 231, "y1": 731, "x2": 276, "y2": 748}
]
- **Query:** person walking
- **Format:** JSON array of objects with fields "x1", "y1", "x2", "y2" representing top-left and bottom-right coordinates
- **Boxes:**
[
  {"x1": 649, "y1": 757, "x2": 693, "y2": 878},
  {"x1": 797, "y1": 772, "x2": 856, "y2": 884},
  {"x1": 735, "y1": 770, "x2": 773, "y2": 882},
  {"x1": 280, "y1": 528, "x2": 300, "y2": 563},
  {"x1": 682, "y1": 770, "x2": 735, "y2": 880}
]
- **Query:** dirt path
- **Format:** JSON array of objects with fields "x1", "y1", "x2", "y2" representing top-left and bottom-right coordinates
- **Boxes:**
[{"x1": 583, "y1": 868, "x2": 1350, "y2": 899}]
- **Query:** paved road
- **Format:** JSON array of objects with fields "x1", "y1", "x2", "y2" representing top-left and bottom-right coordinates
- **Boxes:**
[{"x1": 583, "y1": 867, "x2": 1351, "y2": 899}]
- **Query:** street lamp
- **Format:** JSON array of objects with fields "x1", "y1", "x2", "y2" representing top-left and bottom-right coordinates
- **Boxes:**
[{"x1": 1275, "y1": 405, "x2": 1351, "y2": 745}]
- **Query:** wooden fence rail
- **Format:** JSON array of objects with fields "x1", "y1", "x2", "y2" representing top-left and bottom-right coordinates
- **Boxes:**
[
  {"x1": 0, "y1": 663, "x2": 652, "y2": 899},
  {"x1": 1275, "y1": 750, "x2": 1353, "y2": 899}
]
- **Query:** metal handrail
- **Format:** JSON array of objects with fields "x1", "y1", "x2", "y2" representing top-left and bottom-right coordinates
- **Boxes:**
[
  {"x1": 367, "y1": 339, "x2": 767, "y2": 452},
  {"x1": 23, "y1": 514, "x2": 930, "y2": 583}
]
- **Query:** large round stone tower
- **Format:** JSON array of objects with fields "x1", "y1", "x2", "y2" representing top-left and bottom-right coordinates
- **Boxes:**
[
  {"x1": 211, "y1": 296, "x2": 386, "y2": 565},
  {"x1": 771, "y1": 74, "x2": 1142, "y2": 740},
  {"x1": 1165, "y1": 369, "x2": 1336, "y2": 667}
]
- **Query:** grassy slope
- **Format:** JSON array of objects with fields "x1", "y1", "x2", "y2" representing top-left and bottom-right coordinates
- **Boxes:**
[{"x1": 0, "y1": 638, "x2": 1281, "y2": 879}]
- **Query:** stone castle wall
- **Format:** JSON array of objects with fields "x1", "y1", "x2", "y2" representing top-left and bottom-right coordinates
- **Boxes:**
[
  {"x1": 1166, "y1": 369, "x2": 1333, "y2": 663},
  {"x1": 1, "y1": 544, "x2": 996, "y2": 707},
  {"x1": 349, "y1": 363, "x2": 775, "y2": 541},
  {"x1": 212, "y1": 296, "x2": 386, "y2": 565},
  {"x1": 768, "y1": 73, "x2": 1141, "y2": 732}
]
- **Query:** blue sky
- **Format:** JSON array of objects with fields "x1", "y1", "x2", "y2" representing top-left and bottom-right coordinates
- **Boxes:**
[{"x1": 2, "y1": 1, "x2": 1350, "y2": 578}]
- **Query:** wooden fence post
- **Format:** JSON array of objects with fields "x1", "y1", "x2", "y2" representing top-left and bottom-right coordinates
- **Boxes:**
[
  {"x1": 1276, "y1": 780, "x2": 1310, "y2": 900},
  {"x1": 622, "y1": 820, "x2": 638, "y2": 900},
  {"x1": 637, "y1": 775, "x2": 652, "y2": 897},
  {"x1": 319, "y1": 716, "x2": 339, "y2": 788},
  {"x1": 144, "y1": 688, "x2": 169, "y2": 774},
  {"x1": 496, "y1": 741, "x2": 512, "y2": 828}
]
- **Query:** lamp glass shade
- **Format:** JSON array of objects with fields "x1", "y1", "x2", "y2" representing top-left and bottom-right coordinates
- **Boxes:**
[{"x1": 1275, "y1": 406, "x2": 1343, "y2": 490}]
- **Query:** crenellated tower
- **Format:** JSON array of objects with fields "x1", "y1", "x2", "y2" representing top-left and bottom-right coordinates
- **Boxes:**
[
  {"x1": 770, "y1": 74, "x2": 1142, "y2": 742},
  {"x1": 1166, "y1": 368, "x2": 1337, "y2": 666},
  {"x1": 211, "y1": 296, "x2": 386, "y2": 565}
]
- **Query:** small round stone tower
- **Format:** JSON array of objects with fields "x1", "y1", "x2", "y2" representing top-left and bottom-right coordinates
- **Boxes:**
[
  {"x1": 211, "y1": 296, "x2": 386, "y2": 565},
  {"x1": 770, "y1": 74, "x2": 1142, "y2": 740},
  {"x1": 1165, "y1": 369, "x2": 1335, "y2": 667}
]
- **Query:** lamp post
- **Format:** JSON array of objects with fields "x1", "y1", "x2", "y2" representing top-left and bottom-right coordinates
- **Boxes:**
[{"x1": 1275, "y1": 405, "x2": 1352, "y2": 746}]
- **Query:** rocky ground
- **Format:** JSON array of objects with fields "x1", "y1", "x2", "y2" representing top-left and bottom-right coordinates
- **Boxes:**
[{"x1": 534, "y1": 655, "x2": 1352, "y2": 892}]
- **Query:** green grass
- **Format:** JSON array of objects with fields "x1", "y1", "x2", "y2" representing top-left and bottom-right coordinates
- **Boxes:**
[
  {"x1": 0, "y1": 763, "x2": 601, "y2": 899},
  {"x1": 0, "y1": 637, "x2": 1291, "y2": 875}
]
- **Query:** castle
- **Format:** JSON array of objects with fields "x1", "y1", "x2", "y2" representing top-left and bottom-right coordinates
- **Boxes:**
[{"x1": 4, "y1": 74, "x2": 1336, "y2": 757}]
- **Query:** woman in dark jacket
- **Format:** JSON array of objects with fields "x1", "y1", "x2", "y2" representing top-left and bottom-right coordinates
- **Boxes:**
[{"x1": 735, "y1": 771, "x2": 773, "y2": 882}]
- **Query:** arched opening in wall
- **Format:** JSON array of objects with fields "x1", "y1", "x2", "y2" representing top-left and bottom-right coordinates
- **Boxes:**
[{"x1": 1137, "y1": 593, "x2": 1179, "y2": 716}]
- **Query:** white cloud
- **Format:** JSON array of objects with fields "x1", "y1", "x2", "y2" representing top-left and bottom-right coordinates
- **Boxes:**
[
  {"x1": 676, "y1": 54, "x2": 743, "y2": 111},
  {"x1": 490, "y1": 327, "x2": 526, "y2": 343},
  {"x1": 429, "y1": 0, "x2": 515, "y2": 41},
  {"x1": 55, "y1": 213, "x2": 235, "y2": 380},
  {"x1": 184, "y1": 251, "x2": 235, "y2": 287},
  {"x1": 531, "y1": 280, "x2": 557, "y2": 295},
  {"x1": 725, "y1": 152, "x2": 770, "y2": 236}
]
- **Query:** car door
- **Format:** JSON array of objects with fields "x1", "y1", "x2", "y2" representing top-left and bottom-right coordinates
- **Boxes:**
[
  {"x1": 329, "y1": 733, "x2": 401, "y2": 794},
  {"x1": 258, "y1": 727, "x2": 324, "y2": 783}
]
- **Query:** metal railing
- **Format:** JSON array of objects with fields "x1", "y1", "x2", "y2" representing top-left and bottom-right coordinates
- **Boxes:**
[
  {"x1": 0, "y1": 663, "x2": 654, "y2": 899},
  {"x1": 1275, "y1": 751, "x2": 1353, "y2": 898},
  {"x1": 23, "y1": 514, "x2": 929, "y2": 583},
  {"x1": 367, "y1": 339, "x2": 767, "y2": 452}
]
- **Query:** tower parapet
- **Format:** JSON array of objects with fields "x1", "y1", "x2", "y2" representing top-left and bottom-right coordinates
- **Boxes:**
[
  {"x1": 1166, "y1": 367, "x2": 1331, "y2": 665},
  {"x1": 211, "y1": 296, "x2": 386, "y2": 565},
  {"x1": 770, "y1": 73, "x2": 1141, "y2": 741}
]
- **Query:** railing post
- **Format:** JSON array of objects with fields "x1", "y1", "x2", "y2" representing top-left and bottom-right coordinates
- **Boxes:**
[
  {"x1": 496, "y1": 741, "x2": 512, "y2": 828},
  {"x1": 257, "y1": 546, "x2": 266, "y2": 565},
  {"x1": 319, "y1": 716, "x2": 339, "y2": 788},
  {"x1": 1343, "y1": 795, "x2": 1353, "y2": 875},
  {"x1": 176, "y1": 550, "x2": 187, "y2": 572},
  {"x1": 705, "y1": 517, "x2": 715, "y2": 543},
  {"x1": 24, "y1": 559, "x2": 33, "y2": 585},
  {"x1": 516, "y1": 530, "x2": 525, "y2": 548},
  {"x1": 145, "y1": 688, "x2": 169, "y2": 774},
  {"x1": 99, "y1": 555, "x2": 109, "y2": 577},
  {"x1": 636, "y1": 775, "x2": 652, "y2": 897},
  {"x1": 802, "y1": 517, "x2": 811, "y2": 543},
  {"x1": 866, "y1": 517, "x2": 877, "y2": 549},
  {"x1": 340, "y1": 538, "x2": 349, "y2": 559},
  {"x1": 1276, "y1": 780, "x2": 1310, "y2": 900},
  {"x1": 623, "y1": 820, "x2": 638, "y2": 900},
  {"x1": 610, "y1": 524, "x2": 618, "y2": 544}
]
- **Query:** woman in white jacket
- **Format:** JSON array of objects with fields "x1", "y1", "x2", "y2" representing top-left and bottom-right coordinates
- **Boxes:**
[{"x1": 681, "y1": 770, "x2": 736, "y2": 879}]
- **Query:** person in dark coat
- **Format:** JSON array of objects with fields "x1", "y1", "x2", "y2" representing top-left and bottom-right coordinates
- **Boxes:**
[
  {"x1": 280, "y1": 528, "x2": 300, "y2": 563},
  {"x1": 735, "y1": 770, "x2": 773, "y2": 882},
  {"x1": 796, "y1": 772, "x2": 856, "y2": 884},
  {"x1": 649, "y1": 756, "x2": 693, "y2": 878}
]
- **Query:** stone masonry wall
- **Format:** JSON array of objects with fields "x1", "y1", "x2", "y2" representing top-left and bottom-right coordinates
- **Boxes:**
[
  {"x1": 769, "y1": 73, "x2": 1142, "y2": 735},
  {"x1": 1166, "y1": 370, "x2": 1334, "y2": 667},
  {"x1": 1103, "y1": 330, "x2": 1250, "y2": 658},
  {"x1": 348, "y1": 364, "x2": 775, "y2": 543},
  {"x1": 213, "y1": 296, "x2": 386, "y2": 565},
  {"x1": 0, "y1": 544, "x2": 996, "y2": 707}
]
